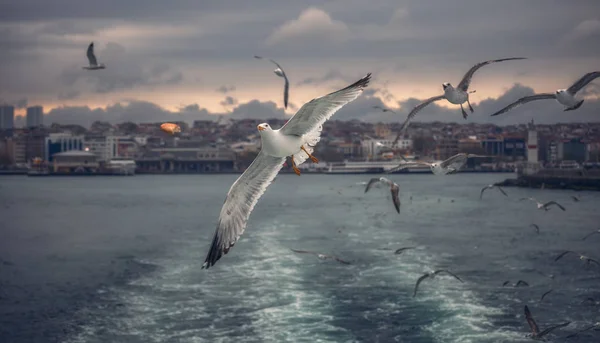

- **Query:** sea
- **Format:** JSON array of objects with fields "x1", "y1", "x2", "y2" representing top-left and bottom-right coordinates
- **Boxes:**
[{"x1": 0, "y1": 173, "x2": 599, "y2": 343}]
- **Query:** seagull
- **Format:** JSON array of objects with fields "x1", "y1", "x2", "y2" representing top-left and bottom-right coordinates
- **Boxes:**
[
  {"x1": 540, "y1": 289, "x2": 553, "y2": 302},
  {"x1": 480, "y1": 184, "x2": 508, "y2": 199},
  {"x1": 413, "y1": 269, "x2": 463, "y2": 297},
  {"x1": 364, "y1": 177, "x2": 401, "y2": 214},
  {"x1": 491, "y1": 71, "x2": 600, "y2": 117},
  {"x1": 372, "y1": 105, "x2": 397, "y2": 114},
  {"x1": 519, "y1": 197, "x2": 566, "y2": 211},
  {"x1": 570, "y1": 195, "x2": 581, "y2": 202},
  {"x1": 160, "y1": 122, "x2": 182, "y2": 135},
  {"x1": 394, "y1": 246, "x2": 416, "y2": 255},
  {"x1": 387, "y1": 153, "x2": 489, "y2": 175},
  {"x1": 523, "y1": 305, "x2": 570, "y2": 340},
  {"x1": 398, "y1": 57, "x2": 526, "y2": 132},
  {"x1": 290, "y1": 249, "x2": 350, "y2": 265},
  {"x1": 254, "y1": 55, "x2": 289, "y2": 109},
  {"x1": 515, "y1": 280, "x2": 529, "y2": 287},
  {"x1": 582, "y1": 229, "x2": 600, "y2": 240},
  {"x1": 502, "y1": 280, "x2": 511, "y2": 287},
  {"x1": 529, "y1": 224, "x2": 540, "y2": 234},
  {"x1": 82, "y1": 42, "x2": 106, "y2": 70},
  {"x1": 201, "y1": 74, "x2": 371, "y2": 269},
  {"x1": 566, "y1": 322, "x2": 600, "y2": 339},
  {"x1": 555, "y1": 251, "x2": 600, "y2": 266}
]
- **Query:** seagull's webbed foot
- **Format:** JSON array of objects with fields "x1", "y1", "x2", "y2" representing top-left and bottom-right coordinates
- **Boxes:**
[
  {"x1": 467, "y1": 99, "x2": 474, "y2": 113},
  {"x1": 291, "y1": 156, "x2": 301, "y2": 176},
  {"x1": 460, "y1": 104, "x2": 468, "y2": 119},
  {"x1": 301, "y1": 146, "x2": 319, "y2": 163}
]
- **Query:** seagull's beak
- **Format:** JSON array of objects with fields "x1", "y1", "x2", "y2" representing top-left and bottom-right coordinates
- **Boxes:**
[{"x1": 257, "y1": 125, "x2": 265, "y2": 131}]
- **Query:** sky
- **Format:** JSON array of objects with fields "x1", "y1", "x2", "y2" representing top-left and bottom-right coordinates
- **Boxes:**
[{"x1": 1, "y1": 0, "x2": 600, "y2": 127}]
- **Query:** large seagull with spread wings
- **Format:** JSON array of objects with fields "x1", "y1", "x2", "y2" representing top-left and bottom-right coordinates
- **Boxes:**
[{"x1": 202, "y1": 73, "x2": 372, "y2": 269}]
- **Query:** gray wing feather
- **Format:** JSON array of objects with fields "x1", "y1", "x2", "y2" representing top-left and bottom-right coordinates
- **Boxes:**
[
  {"x1": 280, "y1": 74, "x2": 371, "y2": 136},
  {"x1": 390, "y1": 184, "x2": 401, "y2": 214},
  {"x1": 554, "y1": 250, "x2": 574, "y2": 262},
  {"x1": 567, "y1": 71, "x2": 600, "y2": 95},
  {"x1": 86, "y1": 42, "x2": 98, "y2": 66},
  {"x1": 435, "y1": 269, "x2": 463, "y2": 283},
  {"x1": 413, "y1": 273, "x2": 431, "y2": 297},
  {"x1": 496, "y1": 186, "x2": 508, "y2": 196},
  {"x1": 202, "y1": 151, "x2": 286, "y2": 268},
  {"x1": 524, "y1": 305, "x2": 540, "y2": 335},
  {"x1": 490, "y1": 93, "x2": 556, "y2": 116},
  {"x1": 399, "y1": 95, "x2": 445, "y2": 133},
  {"x1": 480, "y1": 185, "x2": 490, "y2": 200},
  {"x1": 457, "y1": 57, "x2": 527, "y2": 91},
  {"x1": 268, "y1": 59, "x2": 289, "y2": 109},
  {"x1": 538, "y1": 322, "x2": 570, "y2": 338},
  {"x1": 365, "y1": 178, "x2": 381, "y2": 193},
  {"x1": 545, "y1": 201, "x2": 566, "y2": 211},
  {"x1": 440, "y1": 153, "x2": 467, "y2": 170},
  {"x1": 386, "y1": 161, "x2": 430, "y2": 174}
]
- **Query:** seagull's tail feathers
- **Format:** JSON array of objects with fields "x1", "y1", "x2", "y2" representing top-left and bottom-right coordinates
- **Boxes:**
[{"x1": 294, "y1": 125, "x2": 322, "y2": 166}]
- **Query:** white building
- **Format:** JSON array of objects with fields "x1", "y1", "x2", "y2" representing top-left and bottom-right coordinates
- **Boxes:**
[
  {"x1": 26, "y1": 106, "x2": 43, "y2": 128},
  {"x1": 85, "y1": 135, "x2": 138, "y2": 162},
  {"x1": 0, "y1": 105, "x2": 15, "y2": 129},
  {"x1": 362, "y1": 135, "x2": 413, "y2": 157}
]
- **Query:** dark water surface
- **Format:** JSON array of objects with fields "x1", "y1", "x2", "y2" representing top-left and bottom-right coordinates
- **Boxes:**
[{"x1": 1, "y1": 174, "x2": 599, "y2": 342}]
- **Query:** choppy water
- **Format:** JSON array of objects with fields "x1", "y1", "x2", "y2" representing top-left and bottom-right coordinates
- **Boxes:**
[{"x1": 1, "y1": 174, "x2": 599, "y2": 343}]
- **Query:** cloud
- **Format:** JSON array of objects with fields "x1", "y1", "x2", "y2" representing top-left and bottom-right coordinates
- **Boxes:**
[
  {"x1": 296, "y1": 70, "x2": 353, "y2": 86},
  {"x1": 561, "y1": 19, "x2": 600, "y2": 43},
  {"x1": 229, "y1": 99, "x2": 286, "y2": 120},
  {"x1": 215, "y1": 85, "x2": 236, "y2": 94},
  {"x1": 14, "y1": 98, "x2": 28, "y2": 109},
  {"x1": 266, "y1": 7, "x2": 350, "y2": 46},
  {"x1": 219, "y1": 96, "x2": 239, "y2": 108}
]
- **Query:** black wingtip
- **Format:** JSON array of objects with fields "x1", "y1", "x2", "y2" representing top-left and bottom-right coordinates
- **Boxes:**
[
  {"x1": 202, "y1": 226, "x2": 235, "y2": 270},
  {"x1": 343, "y1": 73, "x2": 372, "y2": 92}
]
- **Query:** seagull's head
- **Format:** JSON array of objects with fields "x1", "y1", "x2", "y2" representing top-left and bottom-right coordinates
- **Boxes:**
[
  {"x1": 556, "y1": 89, "x2": 567, "y2": 95},
  {"x1": 257, "y1": 123, "x2": 272, "y2": 133},
  {"x1": 442, "y1": 82, "x2": 452, "y2": 90},
  {"x1": 273, "y1": 68, "x2": 284, "y2": 77}
]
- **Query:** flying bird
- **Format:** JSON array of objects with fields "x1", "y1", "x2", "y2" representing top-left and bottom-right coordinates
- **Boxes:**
[
  {"x1": 490, "y1": 71, "x2": 600, "y2": 117},
  {"x1": 540, "y1": 289, "x2": 553, "y2": 302},
  {"x1": 201, "y1": 73, "x2": 371, "y2": 269},
  {"x1": 554, "y1": 251, "x2": 600, "y2": 266},
  {"x1": 160, "y1": 123, "x2": 182, "y2": 135},
  {"x1": 290, "y1": 249, "x2": 350, "y2": 265},
  {"x1": 83, "y1": 42, "x2": 106, "y2": 70},
  {"x1": 570, "y1": 195, "x2": 581, "y2": 202},
  {"x1": 515, "y1": 280, "x2": 529, "y2": 287},
  {"x1": 523, "y1": 305, "x2": 570, "y2": 340},
  {"x1": 480, "y1": 184, "x2": 508, "y2": 199},
  {"x1": 254, "y1": 55, "x2": 290, "y2": 109},
  {"x1": 387, "y1": 153, "x2": 489, "y2": 175},
  {"x1": 529, "y1": 224, "x2": 540, "y2": 234},
  {"x1": 582, "y1": 229, "x2": 600, "y2": 240},
  {"x1": 398, "y1": 57, "x2": 526, "y2": 132},
  {"x1": 566, "y1": 322, "x2": 600, "y2": 339},
  {"x1": 364, "y1": 177, "x2": 401, "y2": 214},
  {"x1": 519, "y1": 197, "x2": 566, "y2": 211},
  {"x1": 502, "y1": 280, "x2": 511, "y2": 287},
  {"x1": 413, "y1": 269, "x2": 463, "y2": 297},
  {"x1": 394, "y1": 246, "x2": 416, "y2": 255},
  {"x1": 372, "y1": 105, "x2": 397, "y2": 114}
]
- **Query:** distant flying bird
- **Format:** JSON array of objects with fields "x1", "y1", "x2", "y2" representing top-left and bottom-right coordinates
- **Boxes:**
[
  {"x1": 566, "y1": 322, "x2": 600, "y2": 339},
  {"x1": 201, "y1": 74, "x2": 371, "y2": 269},
  {"x1": 502, "y1": 280, "x2": 511, "y2": 287},
  {"x1": 515, "y1": 280, "x2": 529, "y2": 287},
  {"x1": 254, "y1": 55, "x2": 289, "y2": 109},
  {"x1": 523, "y1": 305, "x2": 570, "y2": 340},
  {"x1": 519, "y1": 197, "x2": 566, "y2": 211},
  {"x1": 394, "y1": 246, "x2": 416, "y2": 255},
  {"x1": 479, "y1": 184, "x2": 508, "y2": 199},
  {"x1": 570, "y1": 195, "x2": 581, "y2": 202},
  {"x1": 413, "y1": 269, "x2": 463, "y2": 297},
  {"x1": 364, "y1": 177, "x2": 401, "y2": 214},
  {"x1": 160, "y1": 123, "x2": 182, "y2": 135},
  {"x1": 398, "y1": 57, "x2": 526, "y2": 132},
  {"x1": 491, "y1": 71, "x2": 600, "y2": 117},
  {"x1": 387, "y1": 153, "x2": 489, "y2": 175},
  {"x1": 290, "y1": 249, "x2": 351, "y2": 265},
  {"x1": 83, "y1": 42, "x2": 106, "y2": 70},
  {"x1": 540, "y1": 289, "x2": 553, "y2": 302},
  {"x1": 555, "y1": 251, "x2": 600, "y2": 266},
  {"x1": 582, "y1": 229, "x2": 600, "y2": 240},
  {"x1": 372, "y1": 105, "x2": 397, "y2": 114},
  {"x1": 529, "y1": 224, "x2": 540, "y2": 234}
]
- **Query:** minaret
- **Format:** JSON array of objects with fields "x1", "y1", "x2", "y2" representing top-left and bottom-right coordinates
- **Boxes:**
[{"x1": 527, "y1": 119, "x2": 538, "y2": 163}]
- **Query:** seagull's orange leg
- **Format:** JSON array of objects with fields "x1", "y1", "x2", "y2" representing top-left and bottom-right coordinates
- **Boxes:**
[
  {"x1": 301, "y1": 146, "x2": 319, "y2": 163},
  {"x1": 291, "y1": 156, "x2": 301, "y2": 176}
]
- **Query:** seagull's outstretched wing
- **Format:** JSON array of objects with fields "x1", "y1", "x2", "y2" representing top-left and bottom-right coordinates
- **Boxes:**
[
  {"x1": 554, "y1": 250, "x2": 575, "y2": 262},
  {"x1": 544, "y1": 201, "x2": 566, "y2": 211},
  {"x1": 332, "y1": 256, "x2": 351, "y2": 265},
  {"x1": 394, "y1": 247, "x2": 416, "y2": 254},
  {"x1": 457, "y1": 57, "x2": 526, "y2": 92},
  {"x1": 480, "y1": 185, "x2": 491, "y2": 200},
  {"x1": 290, "y1": 249, "x2": 317, "y2": 256},
  {"x1": 538, "y1": 322, "x2": 570, "y2": 338},
  {"x1": 582, "y1": 230, "x2": 600, "y2": 240},
  {"x1": 413, "y1": 273, "x2": 431, "y2": 297},
  {"x1": 530, "y1": 224, "x2": 540, "y2": 234},
  {"x1": 524, "y1": 305, "x2": 541, "y2": 336},
  {"x1": 435, "y1": 270, "x2": 463, "y2": 283},
  {"x1": 399, "y1": 95, "x2": 445, "y2": 133},
  {"x1": 268, "y1": 59, "x2": 289, "y2": 109},
  {"x1": 567, "y1": 71, "x2": 600, "y2": 95},
  {"x1": 86, "y1": 42, "x2": 98, "y2": 66},
  {"x1": 202, "y1": 151, "x2": 286, "y2": 269},
  {"x1": 390, "y1": 184, "x2": 401, "y2": 214},
  {"x1": 496, "y1": 186, "x2": 508, "y2": 196},
  {"x1": 490, "y1": 93, "x2": 556, "y2": 117},
  {"x1": 440, "y1": 153, "x2": 468, "y2": 170},
  {"x1": 386, "y1": 161, "x2": 431, "y2": 174},
  {"x1": 540, "y1": 289, "x2": 553, "y2": 302},
  {"x1": 586, "y1": 258, "x2": 600, "y2": 267},
  {"x1": 365, "y1": 178, "x2": 382, "y2": 193},
  {"x1": 280, "y1": 74, "x2": 371, "y2": 136}
]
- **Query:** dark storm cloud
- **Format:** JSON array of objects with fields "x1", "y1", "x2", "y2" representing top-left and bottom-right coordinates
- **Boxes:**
[{"x1": 14, "y1": 98, "x2": 28, "y2": 109}]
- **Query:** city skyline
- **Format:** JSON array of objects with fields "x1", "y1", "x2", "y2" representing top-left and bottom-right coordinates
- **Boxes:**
[{"x1": 1, "y1": 1, "x2": 599, "y2": 126}]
